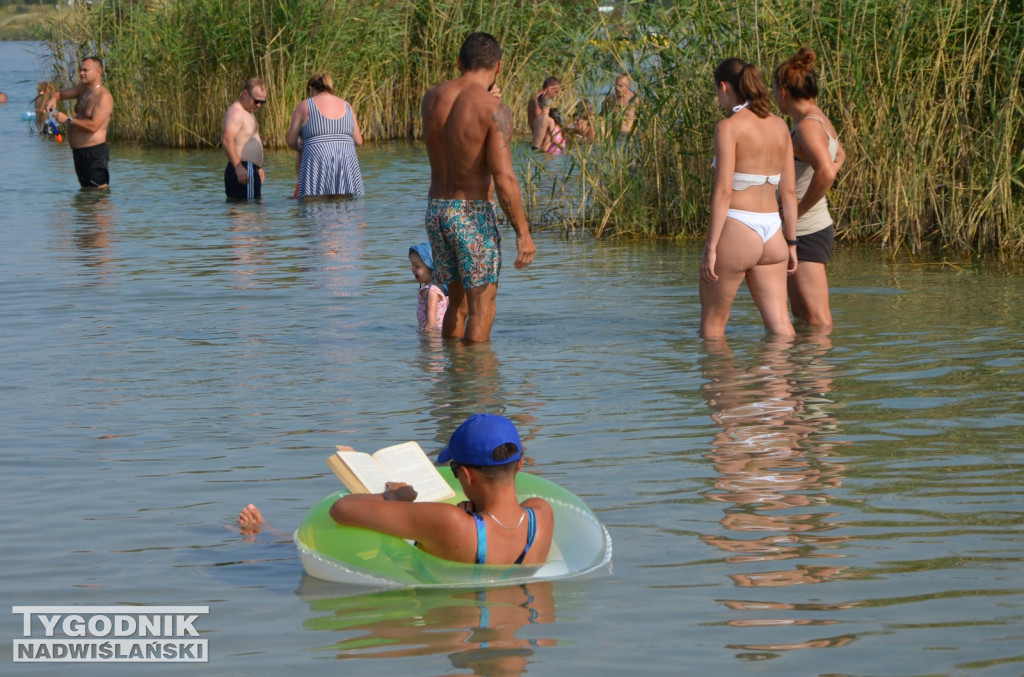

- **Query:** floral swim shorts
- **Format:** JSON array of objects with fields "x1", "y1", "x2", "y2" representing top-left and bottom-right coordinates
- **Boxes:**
[{"x1": 424, "y1": 198, "x2": 501, "y2": 289}]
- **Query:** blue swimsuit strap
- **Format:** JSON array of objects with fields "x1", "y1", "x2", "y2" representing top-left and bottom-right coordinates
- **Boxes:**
[
  {"x1": 472, "y1": 513, "x2": 487, "y2": 565},
  {"x1": 514, "y1": 508, "x2": 537, "y2": 565},
  {"x1": 472, "y1": 507, "x2": 537, "y2": 565}
]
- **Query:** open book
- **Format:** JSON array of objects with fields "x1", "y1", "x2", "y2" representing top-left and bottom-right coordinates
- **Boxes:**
[{"x1": 326, "y1": 442, "x2": 456, "y2": 503}]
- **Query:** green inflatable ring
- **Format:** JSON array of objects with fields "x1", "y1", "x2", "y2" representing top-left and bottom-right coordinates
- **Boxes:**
[{"x1": 294, "y1": 468, "x2": 611, "y2": 587}]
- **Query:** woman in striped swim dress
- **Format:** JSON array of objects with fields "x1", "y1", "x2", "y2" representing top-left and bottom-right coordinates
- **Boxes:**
[{"x1": 285, "y1": 73, "x2": 365, "y2": 198}]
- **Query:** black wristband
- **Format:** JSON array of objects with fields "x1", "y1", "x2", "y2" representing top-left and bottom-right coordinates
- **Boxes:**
[{"x1": 786, "y1": 238, "x2": 798, "y2": 246}]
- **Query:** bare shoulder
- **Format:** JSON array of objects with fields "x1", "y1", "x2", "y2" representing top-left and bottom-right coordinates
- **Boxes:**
[
  {"x1": 714, "y1": 116, "x2": 735, "y2": 140},
  {"x1": 523, "y1": 496, "x2": 554, "y2": 519},
  {"x1": 795, "y1": 114, "x2": 833, "y2": 139}
]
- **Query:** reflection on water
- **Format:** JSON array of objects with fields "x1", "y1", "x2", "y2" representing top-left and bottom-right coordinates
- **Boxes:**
[
  {"x1": 299, "y1": 580, "x2": 556, "y2": 676},
  {"x1": 699, "y1": 335, "x2": 857, "y2": 654},
  {"x1": 58, "y1": 191, "x2": 117, "y2": 277},
  {"x1": 420, "y1": 340, "x2": 544, "y2": 457}
]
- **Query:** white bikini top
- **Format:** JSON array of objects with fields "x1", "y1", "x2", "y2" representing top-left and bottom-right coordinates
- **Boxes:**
[
  {"x1": 713, "y1": 157, "x2": 782, "y2": 191},
  {"x1": 732, "y1": 171, "x2": 781, "y2": 191}
]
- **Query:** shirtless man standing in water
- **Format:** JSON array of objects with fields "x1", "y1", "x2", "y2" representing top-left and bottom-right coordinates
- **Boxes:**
[
  {"x1": 45, "y1": 57, "x2": 114, "y2": 189},
  {"x1": 222, "y1": 78, "x2": 267, "y2": 200},
  {"x1": 421, "y1": 32, "x2": 535, "y2": 343}
]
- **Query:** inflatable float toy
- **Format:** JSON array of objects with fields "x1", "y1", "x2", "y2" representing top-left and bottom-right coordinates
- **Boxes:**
[{"x1": 295, "y1": 469, "x2": 612, "y2": 587}]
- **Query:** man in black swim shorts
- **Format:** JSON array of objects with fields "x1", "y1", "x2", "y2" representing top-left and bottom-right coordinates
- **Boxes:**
[
  {"x1": 222, "y1": 78, "x2": 267, "y2": 200},
  {"x1": 44, "y1": 57, "x2": 114, "y2": 189},
  {"x1": 72, "y1": 143, "x2": 110, "y2": 188}
]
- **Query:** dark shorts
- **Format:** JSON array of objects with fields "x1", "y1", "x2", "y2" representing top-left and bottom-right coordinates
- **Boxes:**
[
  {"x1": 224, "y1": 162, "x2": 262, "y2": 200},
  {"x1": 796, "y1": 224, "x2": 834, "y2": 264},
  {"x1": 72, "y1": 143, "x2": 110, "y2": 188}
]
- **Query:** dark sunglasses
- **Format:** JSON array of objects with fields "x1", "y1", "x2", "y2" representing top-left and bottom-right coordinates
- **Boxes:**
[
  {"x1": 449, "y1": 461, "x2": 463, "y2": 476},
  {"x1": 248, "y1": 91, "x2": 267, "y2": 105}
]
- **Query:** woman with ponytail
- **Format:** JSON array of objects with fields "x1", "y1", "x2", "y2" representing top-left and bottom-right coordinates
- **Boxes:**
[
  {"x1": 773, "y1": 48, "x2": 845, "y2": 329},
  {"x1": 700, "y1": 58, "x2": 798, "y2": 338}
]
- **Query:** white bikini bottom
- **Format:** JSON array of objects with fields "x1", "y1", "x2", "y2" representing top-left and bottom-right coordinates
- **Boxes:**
[{"x1": 726, "y1": 209, "x2": 781, "y2": 243}]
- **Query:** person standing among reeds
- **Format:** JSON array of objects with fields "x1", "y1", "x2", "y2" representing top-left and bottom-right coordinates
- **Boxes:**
[
  {"x1": 421, "y1": 32, "x2": 535, "y2": 343},
  {"x1": 568, "y1": 100, "x2": 600, "y2": 144},
  {"x1": 222, "y1": 78, "x2": 266, "y2": 201},
  {"x1": 700, "y1": 59, "x2": 798, "y2": 338},
  {"x1": 531, "y1": 95, "x2": 564, "y2": 153},
  {"x1": 527, "y1": 76, "x2": 561, "y2": 132},
  {"x1": 773, "y1": 48, "x2": 846, "y2": 329},
  {"x1": 285, "y1": 73, "x2": 364, "y2": 199},
  {"x1": 601, "y1": 73, "x2": 637, "y2": 137}
]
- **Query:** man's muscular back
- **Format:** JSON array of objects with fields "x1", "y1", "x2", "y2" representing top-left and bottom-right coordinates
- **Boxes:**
[{"x1": 423, "y1": 78, "x2": 504, "y2": 200}]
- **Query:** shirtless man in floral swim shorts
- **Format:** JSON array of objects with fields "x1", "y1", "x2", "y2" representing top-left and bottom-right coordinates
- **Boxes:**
[{"x1": 421, "y1": 32, "x2": 535, "y2": 343}]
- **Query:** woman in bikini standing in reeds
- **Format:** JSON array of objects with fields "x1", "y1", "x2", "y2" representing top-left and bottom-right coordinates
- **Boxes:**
[{"x1": 700, "y1": 58, "x2": 799, "y2": 338}]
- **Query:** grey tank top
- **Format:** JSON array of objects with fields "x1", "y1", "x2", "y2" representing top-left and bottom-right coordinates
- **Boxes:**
[{"x1": 793, "y1": 117, "x2": 839, "y2": 236}]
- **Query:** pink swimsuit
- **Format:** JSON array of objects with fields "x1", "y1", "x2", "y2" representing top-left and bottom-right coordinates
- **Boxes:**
[
  {"x1": 417, "y1": 284, "x2": 448, "y2": 330},
  {"x1": 547, "y1": 125, "x2": 565, "y2": 154}
]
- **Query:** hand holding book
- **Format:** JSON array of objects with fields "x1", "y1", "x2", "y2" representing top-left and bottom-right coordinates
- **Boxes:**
[{"x1": 326, "y1": 441, "x2": 455, "y2": 502}]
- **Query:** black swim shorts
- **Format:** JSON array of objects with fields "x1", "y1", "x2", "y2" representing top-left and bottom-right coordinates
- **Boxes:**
[
  {"x1": 224, "y1": 161, "x2": 262, "y2": 200},
  {"x1": 72, "y1": 143, "x2": 110, "y2": 188},
  {"x1": 796, "y1": 224, "x2": 835, "y2": 264}
]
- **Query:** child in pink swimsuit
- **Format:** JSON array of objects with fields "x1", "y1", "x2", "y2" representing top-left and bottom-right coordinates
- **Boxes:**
[{"x1": 409, "y1": 242, "x2": 448, "y2": 330}]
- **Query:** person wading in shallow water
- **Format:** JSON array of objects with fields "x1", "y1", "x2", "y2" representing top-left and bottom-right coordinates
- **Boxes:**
[
  {"x1": 420, "y1": 32, "x2": 535, "y2": 343},
  {"x1": 222, "y1": 77, "x2": 267, "y2": 201},
  {"x1": 44, "y1": 57, "x2": 114, "y2": 189}
]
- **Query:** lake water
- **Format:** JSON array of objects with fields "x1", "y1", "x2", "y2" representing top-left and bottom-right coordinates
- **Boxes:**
[{"x1": 2, "y1": 42, "x2": 1023, "y2": 676}]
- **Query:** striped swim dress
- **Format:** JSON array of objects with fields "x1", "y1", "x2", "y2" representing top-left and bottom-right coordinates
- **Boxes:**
[{"x1": 297, "y1": 98, "x2": 365, "y2": 198}]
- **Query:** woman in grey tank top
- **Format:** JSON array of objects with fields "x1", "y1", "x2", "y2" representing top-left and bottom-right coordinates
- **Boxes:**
[{"x1": 773, "y1": 48, "x2": 846, "y2": 329}]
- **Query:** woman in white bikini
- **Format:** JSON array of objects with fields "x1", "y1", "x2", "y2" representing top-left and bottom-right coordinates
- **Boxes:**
[
  {"x1": 773, "y1": 48, "x2": 846, "y2": 329},
  {"x1": 700, "y1": 58, "x2": 798, "y2": 338}
]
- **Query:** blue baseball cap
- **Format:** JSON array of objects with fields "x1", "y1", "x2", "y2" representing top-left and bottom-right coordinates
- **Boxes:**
[{"x1": 438, "y1": 414, "x2": 523, "y2": 466}]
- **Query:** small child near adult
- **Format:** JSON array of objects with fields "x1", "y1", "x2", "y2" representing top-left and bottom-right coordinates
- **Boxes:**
[
  {"x1": 409, "y1": 242, "x2": 448, "y2": 331},
  {"x1": 34, "y1": 81, "x2": 56, "y2": 133},
  {"x1": 569, "y1": 100, "x2": 600, "y2": 143}
]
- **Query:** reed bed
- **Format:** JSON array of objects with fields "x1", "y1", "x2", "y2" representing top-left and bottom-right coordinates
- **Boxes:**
[
  {"x1": 43, "y1": 0, "x2": 1024, "y2": 256},
  {"x1": 43, "y1": 0, "x2": 585, "y2": 146},
  {"x1": 531, "y1": 0, "x2": 1024, "y2": 258}
]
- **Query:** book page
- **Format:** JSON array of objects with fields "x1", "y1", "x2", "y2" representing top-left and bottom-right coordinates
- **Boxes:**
[
  {"x1": 333, "y1": 450, "x2": 391, "y2": 494},
  {"x1": 372, "y1": 442, "x2": 455, "y2": 502}
]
